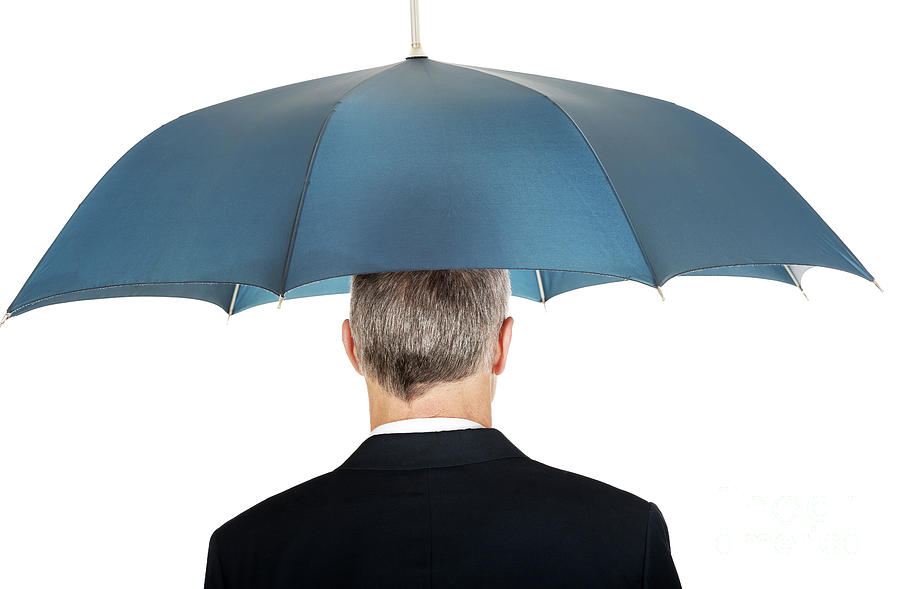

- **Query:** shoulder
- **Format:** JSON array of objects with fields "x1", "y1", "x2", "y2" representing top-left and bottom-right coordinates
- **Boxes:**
[
  {"x1": 515, "y1": 456, "x2": 653, "y2": 520},
  {"x1": 529, "y1": 458, "x2": 648, "y2": 498},
  {"x1": 211, "y1": 470, "x2": 341, "y2": 548},
  {"x1": 512, "y1": 459, "x2": 675, "y2": 575}
]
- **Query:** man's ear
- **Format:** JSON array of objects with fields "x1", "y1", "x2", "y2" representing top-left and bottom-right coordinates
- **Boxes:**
[
  {"x1": 342, "y1": 319, "x2": 362, "y2": 375},
  {"x1": 492, "y1": 316, "x2": 514, "y2": 376}
]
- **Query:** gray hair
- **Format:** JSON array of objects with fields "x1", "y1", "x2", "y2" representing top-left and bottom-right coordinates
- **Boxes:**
[{"x1": 349, "y1": 269, "x2": 511, "y2": 403}]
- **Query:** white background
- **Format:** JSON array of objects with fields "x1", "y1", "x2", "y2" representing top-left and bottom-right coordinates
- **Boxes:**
[{"x1": 0, "y1": 1, "x2": 897, "y2": 587}]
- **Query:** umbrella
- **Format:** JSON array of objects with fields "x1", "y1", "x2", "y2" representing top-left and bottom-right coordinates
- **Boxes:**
[{"x1": 1, "y1": 1, "x2": 879, "y2": 328}]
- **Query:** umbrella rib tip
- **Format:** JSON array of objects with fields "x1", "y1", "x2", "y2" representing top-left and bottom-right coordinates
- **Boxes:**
[
  {"x1": 656, "y1": 286, "x2": 665, "y2": 302},
  {"x1": 0, "y1": 312, "x2": 9, "y2": 328},
  {"x1": 873, "y1": 279, "x2": 884, "y2": 293}
]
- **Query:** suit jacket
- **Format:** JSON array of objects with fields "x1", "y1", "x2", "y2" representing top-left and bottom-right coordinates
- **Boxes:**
[{"x1": 204, "y1": 428, "x2": 681, "y2": 588}]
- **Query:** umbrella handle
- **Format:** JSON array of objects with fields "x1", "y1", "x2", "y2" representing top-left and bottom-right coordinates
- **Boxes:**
[{"x1": 408, "y1": 0, "x2": 427, "y2": 58}]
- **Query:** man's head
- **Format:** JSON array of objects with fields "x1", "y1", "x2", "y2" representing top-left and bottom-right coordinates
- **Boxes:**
[{"x1": 341, "y1": 269, "x2": 513, "y2": 405}]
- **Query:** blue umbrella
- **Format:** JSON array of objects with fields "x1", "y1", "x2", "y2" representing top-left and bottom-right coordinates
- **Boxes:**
[{"x1": 1, "y1": 8, "x2": 878, "y2": 327}]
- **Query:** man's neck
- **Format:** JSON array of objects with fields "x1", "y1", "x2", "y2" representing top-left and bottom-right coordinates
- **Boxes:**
[{"x1": 366, "y1": 371, "x2": 494, "y2": 431}]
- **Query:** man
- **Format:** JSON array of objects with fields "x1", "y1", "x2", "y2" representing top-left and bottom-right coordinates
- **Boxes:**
[{"x1": 204, "y1": 269, "x2": 681, "y2": 588}]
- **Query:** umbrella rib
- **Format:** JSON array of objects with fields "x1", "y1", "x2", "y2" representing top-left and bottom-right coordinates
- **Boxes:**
[
  {"x1": 227, "y1": 283, "x2": 240, "y2": 319},
  {"x1": 783, "y1": 264, "x2": 809, "y2": 300},
  {"x1": 444, "y1": 62, "x2": 660, "y2": 289},
  {"x1": 535, "y1": 270, "x2": 547, "y2": 311},
  {"x1": 277, "y1": 62, "x2": 403, "y2": 299}
]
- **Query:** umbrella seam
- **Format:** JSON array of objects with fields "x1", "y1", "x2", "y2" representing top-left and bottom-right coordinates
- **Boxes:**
[
  {"x1": 7, "y1": 260, "x2": 865, "y2": 318},
  {"x1": 659, "y1": 260, "x2": 869, "y2": 287},
  {"x1": 284, "y1": 266, "x2": 639, "y2": 295},
  {"x1": 277, "y1": 62, "x2": 405, "y2": 297},
  {"x1": 10, "y1": 268, "x2": 623, "y2": 317},
  {"x1": 7, "y1": 280, "x2": 279, "y2": 316},
  {"x1": 283, "y1": 260, "x2": 867, "y2": 299},
  {"x1": 443, "y1": 61, "x2": 661, "y2": 287}
]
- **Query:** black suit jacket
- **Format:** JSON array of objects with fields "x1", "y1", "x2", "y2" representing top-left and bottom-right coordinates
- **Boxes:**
[{"x1": 204, "y1": 428, "x2": 681, "y2": 588}]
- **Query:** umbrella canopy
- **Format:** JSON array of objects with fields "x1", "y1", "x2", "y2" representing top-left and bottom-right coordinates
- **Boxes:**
[{"x1": 4, "y1": 56, "x2": 874, "y2": 323}]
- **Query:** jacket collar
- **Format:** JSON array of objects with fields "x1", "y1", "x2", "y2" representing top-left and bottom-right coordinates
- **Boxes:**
[{"x1": 338, "y1": 428, "x2": 527, "y2": 470}]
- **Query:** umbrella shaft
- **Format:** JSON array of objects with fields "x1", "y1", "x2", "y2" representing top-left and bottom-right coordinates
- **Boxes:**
[
  {"x1": 410, "y1": 0, "x2": 421, "y2": 46},
  {"x1": 408, "y1": 0, "x2": 426, "y2": 57}
]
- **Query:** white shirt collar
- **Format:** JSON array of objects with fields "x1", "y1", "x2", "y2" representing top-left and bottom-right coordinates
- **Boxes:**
[{"x1": 368, "y1": 417, "x2": 485, "y2": 437}]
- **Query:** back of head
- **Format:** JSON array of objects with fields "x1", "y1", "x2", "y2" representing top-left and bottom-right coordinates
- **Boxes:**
[{"x1": 349, "y1": 269, "x2": 511, "y2": 403}]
